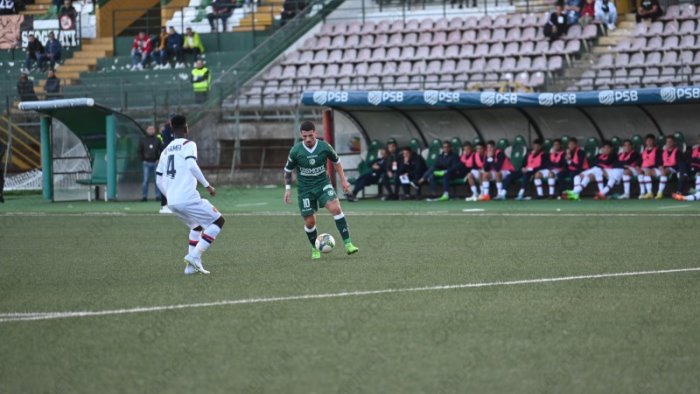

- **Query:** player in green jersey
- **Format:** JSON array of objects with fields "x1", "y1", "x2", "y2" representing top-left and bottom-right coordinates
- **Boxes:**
[{"x1": 283, "y1": 121, "x2": 359, "y2": 259}]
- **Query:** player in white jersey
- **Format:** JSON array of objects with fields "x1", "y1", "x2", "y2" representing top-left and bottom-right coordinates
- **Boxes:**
[{"x1": 156, "y1": 115, "x2": 225, "y2": 275}]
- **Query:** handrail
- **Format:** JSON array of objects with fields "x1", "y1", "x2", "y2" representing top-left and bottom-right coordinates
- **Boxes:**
[{"x1": 0, "y1": 116, "x2": 41, "y2": 146}]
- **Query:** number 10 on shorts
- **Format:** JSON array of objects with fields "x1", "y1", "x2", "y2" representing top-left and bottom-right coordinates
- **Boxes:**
[{"x1": 302, "y1": 198, "x2": 311, "y2": 208}]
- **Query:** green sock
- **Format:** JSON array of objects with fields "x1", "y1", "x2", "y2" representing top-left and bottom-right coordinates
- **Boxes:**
[
  {"x1": 304, "y1": 226, "x2": 318, "y2": 248},
  {"x1": 334, "y1": 213, "x2": 351, "y2": 243}
]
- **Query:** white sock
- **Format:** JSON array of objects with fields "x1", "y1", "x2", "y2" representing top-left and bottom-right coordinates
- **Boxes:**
[
  {"x1": 644, "y1": 175, "x2": 652, "y2": 194},
  {"x1": 496, "y1": 182, "x2": 503, "y2": 194},
  {"x1": 623, "y1": 175, "x2": 631, "y2": 195},
  {"x1": 188, "y1": 229, "x2": 201, "y2": 256},
  {"x1": 190, "y1": 223, "x2": 222, "y2": 259},
  {"x1": 482, "y1": 181, "x2": 490, "y2": 195},
  {"x1": 658, "y1": 176, "x2": 667, "y2": 193},
  {"x1": 637, "y1": 175, "x2": 646, "y2": 194},
  {"x1": 470, "y1": 185, "x2": 477, "y2": 195},
  {"x1": 573, "y1": 176, "x2": 582, "y2": 194},
  {"x1": 595, "y1": 176, "x2": 604, "y2": 192},
  {"x1": 534, "y1": 178, "x2": 543, "y2": 196},
  {"x1": 548, "y1": 178, "x2": 555, "y2": 195},
  {"x1": 518, "y1": 188, "x2": 525, "y2": 197}
]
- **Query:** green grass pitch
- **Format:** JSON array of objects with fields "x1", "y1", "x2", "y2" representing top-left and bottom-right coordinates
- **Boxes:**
[{"x1": 1, "y1": 187, "x2": 699, "y2": 393}]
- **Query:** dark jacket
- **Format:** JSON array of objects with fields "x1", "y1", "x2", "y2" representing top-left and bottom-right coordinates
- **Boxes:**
[
  {"x1": 26, "y1": 39, "x2": 44, "y2": 57},
  {"x1": 398, "y1": 153, "x2": 426, "y2": 179},
  {"x1": 45, "y1": 38, "x2": 62, "y2": 58},
  {"x1": 44, "y1": 76, "x2": 61, "y2": 97},
  {"x1": 161, "y1": 124, "x2": 174, "y2": 147},
  {"x1": 369, "y1": 157, "x2": 387, "y2": 177},
  {"x1": 139, "y1": 135, "x2": 163, "y2": 162},
  {"x1": 166, "y1": 33, "x2": 183, "y2": 51},
  {"x1": 434, "y1": 152, "x2": 460, "y2": 171},
  {"x1": 17, "y1": 78, "x2": 38, "y2": 101}
]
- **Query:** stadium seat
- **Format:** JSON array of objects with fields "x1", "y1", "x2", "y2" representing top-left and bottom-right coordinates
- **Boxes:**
[
  {"x1": 584, "y1": 137, "x2": 600, "y2": 163},
  {"x1": 450, "y1": 137, "x2": 462, "y2": 154},
  {"x1": 543, "y1": 139, "x2": 553, "y2": 152},
  {"x1": 631, "y1": 135, "x2": 643, "y2": 151},
  {"x1": 673, "y1": 131, "x2": 686, "y2": 152},
  {"x1": 496, "y1": 138, "x2": 510, "y2": 151},
  {"x1": 509, "y1": 136, "x2": 527, "y2": 170},
  {"x1": 610, "y1": 136, "x2": 621, "y2": 151},
  {"x1": 409, "y1": 138, "x2": 422, "y2": 154},
  {"x1": 426, "y1": 139, "x2": 442, "y2": 167}
]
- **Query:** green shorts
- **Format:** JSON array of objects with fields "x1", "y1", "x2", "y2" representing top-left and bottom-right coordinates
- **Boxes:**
[{"x1": 298, "y1": 184, "x2": 338, "y2": 217}]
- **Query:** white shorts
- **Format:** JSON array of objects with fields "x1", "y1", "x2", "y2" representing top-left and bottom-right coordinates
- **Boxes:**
[
  {"x1": 641, "y1": 167, "x2": 662, "y2": 177},
  {"x1": 579, "y1": 167, "x2": 604, "y2": 178},
  {"x1": 169, "y1": 199, "x2": 222, "y2": 229},
  {"x1": 485, "y1": 170, "x2": 510, "y2": 179},
  {"x1": 625, "y1": 167, "x2": 640, "y2": 177},
  {"x1": 538, "y1": 169, "x2": 560, "y2": 178},
  {"x1": 469, "y1": 169, "x2": 481, "y2": 180},
  {"x1": 604, "y1": 168, "x2": 624, "y2": 183}
]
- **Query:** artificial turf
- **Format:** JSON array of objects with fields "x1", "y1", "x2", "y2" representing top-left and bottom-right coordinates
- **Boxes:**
[{"x1": 0, "y1": 187, "x2": 698, "y2": 393}]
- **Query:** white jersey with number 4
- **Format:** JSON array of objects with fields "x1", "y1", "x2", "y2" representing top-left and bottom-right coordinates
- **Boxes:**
[{"x1": 157, "y1": 138, "x2": 201, "y2": 205}]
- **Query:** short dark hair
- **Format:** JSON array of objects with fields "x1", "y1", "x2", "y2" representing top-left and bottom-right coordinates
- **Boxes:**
[
  {"x1": 476, "y1": 142, "x2": 486, "y2": 148},
  {"x1": 171, "y1": 115, "x2": 187, "y2": 135},
  {"x1": 623, "y1": 139, "x2": 632, "y2": 144},
  {"x1": 401, "y1": 146, "x2": 412, "y2": 152},
  {"x1": 569, "y1": 137, "x2": 578, "y2": 144},
  {"x1": 442, "y1": 140, "x2": 451, "y2": 145},
  {"x1": 602, "y1": 140, "x2": 613, "y2": 148},
  {"x1": 486, "y1": 140, "x2": 496, "y2": 146},
  {"x1": 533, "y1": 138, "x2": 543, "y2": 145},
  {"x1": 645, "y1": 133, "x2": 656, "y2": 140},
  {"x1": 553, "y1": 138, "x2": 562, "y2": 144},
  {"x1": 666, "y1": 135, "x2": 675, "y2": 140},
  {"x1": 463, "y1": 142, "x2": 472, "y2": 148},
  {"x1": 300, "y1": 121, "x2": 315, "y2": 132}
]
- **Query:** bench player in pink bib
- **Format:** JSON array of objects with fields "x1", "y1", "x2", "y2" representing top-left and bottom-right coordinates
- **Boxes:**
[
  {"x1": 617, "y1": 139, "x2": 642, "y2": 199},
  {"x1": 462, "y1": 142, "x2": 485, "y2": 201},
  {"x1": 638, "y1": 134, "x2": 663, "y2": 199},
  {"x1": 479, "y1": 140, "x2": 515, "y2": 201},
  {"x1": 566, "y1": 141, "x2": 615, "y2": 200},
  {"x1": 534, "y1": 138, "x2": 566, "y2": 199}
]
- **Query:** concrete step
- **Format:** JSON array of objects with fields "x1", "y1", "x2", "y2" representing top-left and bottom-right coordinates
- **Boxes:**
[
  {"x1": 73, "y1": 50, "x2": 112, "y2": 58},
  {"x1": 21, "y1": 9, "x2": 46, "y2": 15},
  {"x1": 56, "y1": 64, "x2": 95, "y2": 73}
]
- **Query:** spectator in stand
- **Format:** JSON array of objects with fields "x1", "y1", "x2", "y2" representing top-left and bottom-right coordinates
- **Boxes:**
[
  {"x1": 346, "y1": 148, "x2": 388, "y2": 202},
  {"x1": 579, "y1": 0, "x2": 595, "y2": 25},
  {"x1": 165, "y1": 27, "x2": 185, "y2": 69},
  {"x1": 58, "y1": 0, "x2": 78, "y2": 30},
  {"x1": 544, "y1": 3, "x2": 569, "y2": 41},
  {"x1": 154, "y1": 26, "x2": 169, "y2": 70},
  {"x1": 281, "y1": 0, "x2": 305, "y2": 25},
  {"x1": 191, "y1": 59, "x2": 211, "y2": 104},
  {"x1": 183, "y1": 27, "x2": 205, "y2": 63},
  {"x1": 17, "y1": 71, "x2": 38, "y2": 101},
  {"x1": 636, "y1": 0, "x2": 663, "y2": 23},
  {"x1": 564, "y1": 0, "x2": 583, "y2": 25},
  {"x1": 207, "y1": 0, "x2": 233, "y2": 32},
  {"x1": 24, "y1": 34, "x2": 45, "y2": 72},
  {"x1": 392, "y1": 146, "x2": 426, "y2": 200},
  {"x1": 44, "y1": 69, "x2": 61, "y2": 99},
  {"x1": 130, "y1": 31, "x2": 153, "y2": 71},
  {"x1": 413, "y1": 140, "x2": 461, "y2": 201},
  {"x1": 0, "y1": 0, "x2": 17, "y2": 15},
  {"x1": 139, "y1": 125, "x2": 164, "y2": 202},
  {"x1": 42, "y1": 32, "x2": 62, "y2": 71},
  {"x1": 595, "y1": 0, "x2": 617, "y2": 30}
]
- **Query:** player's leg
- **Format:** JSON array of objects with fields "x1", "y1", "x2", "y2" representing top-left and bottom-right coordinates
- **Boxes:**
[
  {"x1": 323, "y1": 189, "x2": 358, "y2": 255},
  {"x1": 534, "y1": 170, "x2": 546, "y2": 198},
  {"x1": 479, "y1": 171, "x2": 491, "y2": 200},
  {"x1": 465, "y1": 170, "x2": 480, "y2": 201},
  {"x1": 185, "y1": 199, "x2": 226, "y2": 274},
  {"x1": 299, "y1": 191, "x2": 322, "y2": 258},
  {"x1": 656, "y1": 168, "x2": 672, "y2": 200},
  {"x1": 621, "y1": 168, "x2": 633, "y2": 199}
]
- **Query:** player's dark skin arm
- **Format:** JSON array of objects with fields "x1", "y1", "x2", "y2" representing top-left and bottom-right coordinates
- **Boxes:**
[{"x1": 283, "y1": 171, "x2": 293, "y2": 204}]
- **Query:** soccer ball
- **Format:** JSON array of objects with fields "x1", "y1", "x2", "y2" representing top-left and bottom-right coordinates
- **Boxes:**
[{"x1": 315, "y1": 233, "x2": 335, "y2": 253}]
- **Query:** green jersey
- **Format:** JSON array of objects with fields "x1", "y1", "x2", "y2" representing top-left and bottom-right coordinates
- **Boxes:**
[{"x1": 284, "y1": 140, "x2": 339, "y2": 190}]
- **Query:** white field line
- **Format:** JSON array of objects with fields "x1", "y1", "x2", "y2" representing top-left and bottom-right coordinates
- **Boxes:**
[
  {"x1": 657, "y1": 204, "x2": 692, "y2": 210},
  {"x1": 2, "y1": 211, "x2": 700, "y2": 218},
  {"x1": 1, "y1": 267, "x2": 698, "y2": 324}
]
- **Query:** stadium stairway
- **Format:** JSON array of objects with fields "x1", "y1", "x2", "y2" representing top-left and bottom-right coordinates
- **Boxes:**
[
  {"x1": 233, "y1": 0, "x2": 285, "y2": 32},
  {"x1": 34, "y1": 37, "x2": 114, "y2": 90},
  {"x1": 22, "y1": 0, "x2": 54, "y2": 16}
]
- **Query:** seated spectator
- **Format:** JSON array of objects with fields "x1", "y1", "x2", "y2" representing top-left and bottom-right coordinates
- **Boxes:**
[
  {"x1": 44, "y1": 69, "x2": 62, "y2": 99},
  {"x1": 17, "y1": 72, "x2": 38, "y2": 101},
  {"x1": 207, "y1": 0, "x2": 233, "y2": 32},
  {"x1": 564, "y1": 0, "x2": 582, "y2": 25},
  {"x1": 42, "y1": 32, "x2": 62, "y2": 71},
  {"x1": 281, "y1": 0, "x2": 305, "y2": 25},
  {"x1": 183, "y1": 27, "x2": 205, "y2": 63},
  {"x1": 636, "y1": 0, "x2": 662, "y2": 23},
  {"x1": 579, "y1": 0, "x2": 595, "y2": 25},
  {"x1": 392, "y1": 146, "x2": 426, "y2": 200},
  {"x1": 346, "y1": 148, "x2": 387, "y2": 202},
  {"x1": 58, "y1": 0, "x2": 77, "y2": 30},
  {"x1": 154, "y1": 27, "x2": 169, "y2": 70},
  {"x1": 166, "y1": 27, "x2": 185, "y2": 69},
  {"x1": 544, "y1": 4, "x2": 569, "y2": 41},
  {"x1": 130, "y1": 32, "x2": 153, "y2": 71},
  {"x1": 24, "y1": 34, "x2": 45, "y2": 72},
  {"x1": 414, "y1": 140, "x2": 461, "y2": 201},
  {"x1": 0, "y1": 0, "x2": 17, "y2": 15},
  {"x1": 595, "y1": 0, "x2": 617, "y2": 30}
]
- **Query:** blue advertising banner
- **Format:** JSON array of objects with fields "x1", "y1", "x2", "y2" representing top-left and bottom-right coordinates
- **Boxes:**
[{"x1": 300, "y1": 87, "x2": 700, "y2": 108}]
